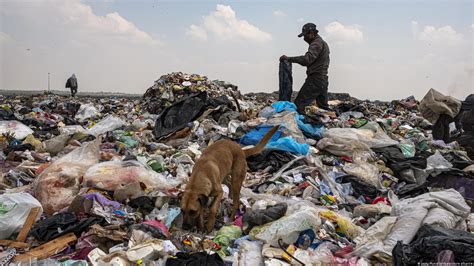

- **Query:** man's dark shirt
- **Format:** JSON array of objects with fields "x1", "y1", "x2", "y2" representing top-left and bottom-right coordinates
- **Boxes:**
[{"x1": 288, "y1": 34, "x2": 330, "y2": 80}]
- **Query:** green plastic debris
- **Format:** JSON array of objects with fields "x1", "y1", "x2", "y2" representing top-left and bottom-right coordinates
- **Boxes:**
[
  {"x1": 399, "y1": 142, "x2": 416, "y2": 158},
  {"x1": 213, "y1": 225, "x2": 242, "y2": 257},
  {"x1": 147, "y1": 156, "x2": 165, "y2": 173}
]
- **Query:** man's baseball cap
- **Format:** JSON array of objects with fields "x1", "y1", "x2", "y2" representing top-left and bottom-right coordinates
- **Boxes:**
[{"x1": 298, "y1": 23, "x2": 317, "y2": 37}]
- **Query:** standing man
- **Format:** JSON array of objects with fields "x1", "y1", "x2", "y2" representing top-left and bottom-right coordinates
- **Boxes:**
[
  {"x1": 280, "y1": 23, "x2": 330, "y2": 113},
  {"x1": 65, "y1": 74, "x2": 78, "y2": 97}
]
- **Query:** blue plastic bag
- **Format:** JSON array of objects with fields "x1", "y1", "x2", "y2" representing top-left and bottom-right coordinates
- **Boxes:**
[
  {"x1": 271, "y1": 101, "x2": 297, "y2": 113},
  {"x1": 266, "y1": 137, "x2": 309, "y2": 155},
  {"x1": 240, "y1": 125, "x2": 283, "y2": 146},
  {"x1": 295, "y1": 114, "x2": 325, "y2": 138},
  {"x1": 240, "y1": 126, "x2": 308, "y2": 155}
]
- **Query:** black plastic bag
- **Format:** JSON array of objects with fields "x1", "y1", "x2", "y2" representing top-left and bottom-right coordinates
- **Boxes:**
[
  {"x1": 153, "y1": 92, "x2": 208, "y2": 140},
  {"x1": 278, "y1": 61, "x2": 293, "y2": 101},
  {"x1": 393, "y1": 225, "x2": 474, "y2": 265},
  {"x1": 247, "y1": 149, "x2": 302, "y2": 173}
]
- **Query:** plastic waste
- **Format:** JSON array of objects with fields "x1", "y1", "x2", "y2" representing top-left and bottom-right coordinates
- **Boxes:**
[
  {"x1": 39, "y1": 134, "x2": 70, "y2": 155},
  {"x1": 259, "y1": 107, "x2": 276, "y2": 119},
  {"x1": 0, "y1": 120, "x2": 34, "y2": 140},
  {"x1": 266, "y1": 136, "x2": 309, "y2": 155},
  {"x1": 317, "y1": 136, "x2": 371, "y2": 157},
  {"x1": 243, "y1": 203, "x2": 287, "y2": 229},
  {"x1": 343, "y1": 157, "x2": 380, "y2": 188},
  {"x1": 419, "y1": 88, "x2": 462, "y2": 124},
  {"x1": 87, "y1": 115, "x2": 124, "y2": 136},
  {"x1": 83, "y1": 160, "x2": 180, "y2": 191},
  {"x1": 426, "y1": 151, "x2": 453, "y2": 173},
  {"x1": 353, "y1": 203, "x2": 392, "y2": 218},
  {"x1": 293, "y1": 242, "x2": 336, "y2": 265},
  {"x1": 354, "y1": 189, "x2": 470, "y2": 258},
  {"x1": 324, "y1": 122, "x2": 399, "y2": 148},
  {"x1": 398, "y1": 142, "x2": 416, "y2": 158},
  {"x1": 126, "y1": 240, "x2": 177, "y2": 262},
  {"x1": 33, "y1": 139, "x2": 101, "y2": 214},
  {"x1": 240, "y1": 125, "x2": 283, "y2": 146},
  {"x1": 233, "y1": 240, "x2": 263, "y2": 266},
  {"x1": 59, "y1": 125, "x2": 88, "y2": 135},
  {"x1": 0, "y1": 192, "x2": 43, "y2": 239},
  {"x1": 271, "y1": 101, "x2": 297, "y2": 113},
  {"x1": 250, "y1": 206, "x2": 321, "y2": 246},
  {"x1": 392, "y1": 224, "x2": 474, "y2": 264},
  {"x1": 320, "y1": 210, "x2": 365, "y2": 240},
  {"x1": 75, "y1": 104, "x2": 99, "y2": 121},
  {"x1": 147, "y1": 156, "x2": 165, "y2": 173},
  {"x1": 267, "y1": 111, "x2": 306, "y2": 143},
  {"x1": 213, "y1": 225, "x2": 242, "y2": 257},
  {"x1": 153, "y1": 91, "x2": 208, "y2": 140},
  {"x1": 278, "y1": 61, "x2": 293, "y2": 102},
  {"x1": 23, "y1": 134, "x2": 42, "y2": 150},
  {"x1": 339, "y1": 111, "x2": 364, "y2": 121},
  {"x1": 295, "y1": 114, "x2": 325, "y2": 138}
]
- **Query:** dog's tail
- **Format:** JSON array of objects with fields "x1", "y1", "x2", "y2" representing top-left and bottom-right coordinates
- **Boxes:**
[{"x1": 244, "y1": 125, "x2": 280, "y2": 157}]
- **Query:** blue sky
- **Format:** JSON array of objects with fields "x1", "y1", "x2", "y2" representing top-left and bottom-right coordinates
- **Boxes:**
[{"x1": 1, "y1": 0, "x2": 472, "y2": 100}]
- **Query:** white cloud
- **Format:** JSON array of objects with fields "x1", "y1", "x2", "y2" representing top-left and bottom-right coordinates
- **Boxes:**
[
  {"x1": 273, "y1": 10, "x2": 286, "y2": 17},
  {"x1": 0, "y1": 32, "x2": 12, "y2": 45},
  {"x1": 411, "y1": 21, "x2": 418, "y2": 38},
  {"x1": 187, "y1": 4, "x2": 272, "y2": 42},
  {"x1": 2, "y1": 0, "x2": 157, "y2": 45},
  {"x1": 0, "y1": 0, "x2": 163, "y2": 92},
  {"x1": 324, "y1": 21, "x2": 363, "y2": 44},
  {"x1": 186, "y1": 24, "x2": 208, "y2": 41},
  {"x1": 419, "y1": 25, "x2": 463, "y2": 46},
  {"x1": 297, "y1": 18, "x2": 305, "y2": 23}
]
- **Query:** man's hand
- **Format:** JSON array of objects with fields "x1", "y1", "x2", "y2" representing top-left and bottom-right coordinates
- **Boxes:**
[{"x1": 280, "y1": 55, "x2": 289, "y2": 62}]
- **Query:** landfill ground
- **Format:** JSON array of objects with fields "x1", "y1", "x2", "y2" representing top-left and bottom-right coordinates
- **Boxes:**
[{"x1": 0, "y1": 72, "x2": 473, "y2": 265}]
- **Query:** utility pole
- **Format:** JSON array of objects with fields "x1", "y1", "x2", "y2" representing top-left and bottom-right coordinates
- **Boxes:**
[{"x1": 48, "y1": 72, "x2": 50, "y2": 93}]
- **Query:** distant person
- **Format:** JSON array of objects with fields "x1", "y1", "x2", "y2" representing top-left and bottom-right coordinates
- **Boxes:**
[
  {"x1": 65, "y1": 74, "x2": 78, "y2": 97},
  {"x1": 280, "y1": 23, "x2": 330, "y2": 113}
]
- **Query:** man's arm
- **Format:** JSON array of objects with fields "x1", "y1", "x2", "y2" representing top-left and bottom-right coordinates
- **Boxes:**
[{"x1": 287, "y1": 41, "x2": 322, "y2": 66}]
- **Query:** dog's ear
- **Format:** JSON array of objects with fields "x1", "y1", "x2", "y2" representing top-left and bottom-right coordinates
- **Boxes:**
[{"x1": 198, "y1": 195, "x2": 208, "y2": 207}]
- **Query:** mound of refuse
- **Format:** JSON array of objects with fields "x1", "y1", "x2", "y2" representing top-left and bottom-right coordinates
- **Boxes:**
[
  {"x1": 0, "y1": 73, "x2": 473, "y2": 265},
  {"x1": 142, "y1": 72, "x2": 241, "y2": 114}
]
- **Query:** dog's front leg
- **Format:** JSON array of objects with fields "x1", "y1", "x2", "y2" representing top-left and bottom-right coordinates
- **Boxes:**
[
  {"x1": 197, "y1": 210, "x2": 205, "y2": 232},
  {"x1": 207, "y1": 189, "x2": 223, "y2": 233}
]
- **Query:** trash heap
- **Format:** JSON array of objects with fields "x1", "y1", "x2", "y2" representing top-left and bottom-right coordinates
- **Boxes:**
[
  {"x1": 142, "y1": 72, "x2": 241, "y2": 115},
  {"x1": 0, "y1": 74, "x2": 473, "y2": 265}
]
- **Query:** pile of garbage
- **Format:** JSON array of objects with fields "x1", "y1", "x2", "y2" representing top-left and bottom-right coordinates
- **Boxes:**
[
  {"x1": 142, "y1": 72, "x2": 241, "y2": 115},
  {"x1": 0, "y1": 73, "x2": 473, "y2": 265}
]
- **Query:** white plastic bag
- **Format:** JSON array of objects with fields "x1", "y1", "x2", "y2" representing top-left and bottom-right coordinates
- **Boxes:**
[
  {"x1": 33, "y1": 139, "x2": 101, "y2": 214},
  {"x1": 426, "y1": 151, "x2": 453, "y2": 172},
  {"x1": 75, "y1": 103, "x2": 99, "y2": 121},
  {"x1": 59, "y1": 125, "x2": 88, "y2": 135},
  {"x1": 39, "y1": 134, "x2": 70, "y2": 155},
  {"x1": 267, "y1": 111, "x2": 305, "y2": 143},
  {"x1": 0, "y1": 120, "x2": 34, "y2": 140},
  {"x1": 233, "y1": 240, "x2": 264, "y2": 266},
  {"x1": 83, "y1": 160, "x2": 181, "y2": 191},
  {"x1": 317, "y1": 136, "x2": 371, "y2": 157},
  {"x1": 343, "y1": 158, "x2": 380, "y2": 188},
  {"x1": 87, "y1": 115, "x2": 124, "y2": 136},
  {"x1": 252, "y1": 207, "x2": 321, "y2": 246},
  {"x1": 323, "y1": 122, "x2": 398, "y2": 148},
  {"x1": 384, "y1": 189, "x2": 470, "y2": 252},
  {"x1": 0, "y1": 192, "x2": 43, "y2": 239}
]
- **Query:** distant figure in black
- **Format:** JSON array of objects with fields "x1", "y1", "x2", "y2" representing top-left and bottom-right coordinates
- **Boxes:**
[{"x1": 65, "y1": 74, "x2": 78, "y2": 97}]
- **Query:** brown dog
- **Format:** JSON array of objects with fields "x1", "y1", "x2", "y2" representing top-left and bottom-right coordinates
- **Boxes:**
[{"x1": 181, "y1": 125, "x2": 280, "y2": 233}]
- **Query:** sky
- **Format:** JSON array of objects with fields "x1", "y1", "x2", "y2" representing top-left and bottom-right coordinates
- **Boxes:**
[{"x1": 0, "y1": 0, "x2": 473, "y2": 100}]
